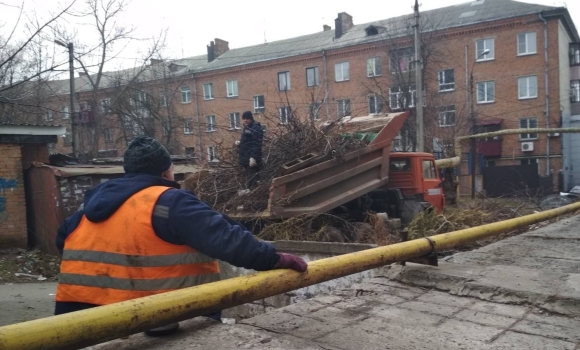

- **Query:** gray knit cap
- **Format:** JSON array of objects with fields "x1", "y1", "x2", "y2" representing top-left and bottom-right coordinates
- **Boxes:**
[{"x1": 123, "y1": 136, "x2": 172, "y2": 176}]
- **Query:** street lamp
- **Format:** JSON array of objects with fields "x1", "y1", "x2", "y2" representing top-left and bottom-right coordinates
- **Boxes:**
[
  {"x1": 469, "y1": 48, "x2": 490, "y2": 200},
  {"x1": 54, "y1": 39, "x2": 77, "y2": 158}
]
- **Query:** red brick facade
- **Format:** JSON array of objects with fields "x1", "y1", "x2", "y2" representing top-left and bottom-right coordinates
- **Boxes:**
[{"x1": 0, "y1": 144, "x2": 27, "y2": 247}]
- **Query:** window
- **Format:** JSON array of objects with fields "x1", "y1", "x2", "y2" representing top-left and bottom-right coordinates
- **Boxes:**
[
  {"x1": 183, "y1": 118, "x2": 193, "y2": 134},
  {"x1": 131, "y1": 92, "x2": 147, "y2": 108},
  {"x1": 518, "y1": 76, "x2": 538, "y2": 99},
  {"x1": 185, "y1": 147, "x2": 195, "y2": 156},
  {"x1": 100, "y1": 98, "x2": 111, "y2": 113},
  {"x1": 476, "y1": 81, "x2": 495, "y2": 103},
  {"x1": 572, "y1": 80, "x2": 580, "y2": 103},
  {"x1": 518, "y1": 32, "x2": 537, "y2": 55},
  {"x1": 226, "y1": 80, "x2": 238, "y2": 97},
  {"x1": 439, "y1": 105, "x2": 456, "y2": 127},
  {"x1": 45, "y1": 110, "x2": 53, "y2": 121},
  {"x1": 64, "y1": 127, "x2": 72, "y2": 146},
  {"x1": 335, "y1": 62, "x2": 350, "y2": 82},
  {"x1": 337, "y1": 99, "x2": 350, "y2": 117},
  {"x1": 229, "y1": 112, "x2": 241, "y2": 129},
  {"x1": 308, "y1": 102, "x2": 321, "y2": 120},
  {"x1": 520, "y1": 158, "x2": 537, "y2": 165},
  {"x1": 203, "y1": 83, "x2": 214, "y2": 100},
  {"x1": 476, "y1": 38, "x2": 494, "y2": 61},
  {"x1": 161, "y1": 122, "x2": 169, "y2": 136},
  {"x1": 367, "y1": 57, "x2": 382, "y2": 77},
  {"x1": 389, "y1": 86, "x2": 417, "y2": 110},
  {"x1": 438, "y1": 69, "x2": 455, "y2": 91},
  {"x1": 390, "y1": 158, "x2": 411, "y2": 172},
  {"x1": 207, "y1": 146, "x2": 218, "y2": 162},
  {"x1": 160, "y1": 94, "x2": 167, "y2": 107},
  {"x1": 390, "y1": 48, "x2": 414, "y2": 73},
  {"x1": 253, "y1": 95, "x2": 265, "y2": 113},
  {"x1": 206, "y1": 115, "x2": 216, "y2": 132},
  {"x1": 520, "y1": 118, "x2": 538, "y2": 140},
  {"x1": 104, "y1": 128, "x2": 113, "y2": 143},
  {"x1": 278, "y1": 71, "x2": 291, "y2": 91},
  {"x1": 571, "y1": 44, "x2": 580, "y2": 66},
  {"x1": 279, "y1": 106, "x2": 291, "y2": 124},
  {"x1": 181, "y1": 86, "x2": 191, "y2": 103},
  {"x1": 61, "y1": 106, "x2": 69, "y2": 119},
  {"x1": 306, "y1": 67, "x2": 319, "y2": 87},
  {"x1": 422, "y1": 160, "x2": 437, "y2": 179},
  {"x1": 368, "y1": 94, "x2": 383, "y2": 114}
]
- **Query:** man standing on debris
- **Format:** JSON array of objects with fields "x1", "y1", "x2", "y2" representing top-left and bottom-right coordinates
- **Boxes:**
[
  {"x1": 54, "y1": 136, "x2": 307, "y2": 336},
  {"x1": 235, "y1": 111, "x2": 263, "y2": 189}
]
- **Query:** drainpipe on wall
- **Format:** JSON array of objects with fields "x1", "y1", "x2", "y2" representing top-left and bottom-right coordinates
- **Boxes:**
[
  {"x1": 323, "y1": 50, "x2": 330, "y2": 119},
  {"x1": 192, "y1": 73, "x2": 203, "y2": 161},
  {"x1": 540, "y1": 11, "x2": 550, "y2": 176}
]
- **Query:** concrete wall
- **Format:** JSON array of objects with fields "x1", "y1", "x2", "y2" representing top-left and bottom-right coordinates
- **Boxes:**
[
  {"x1": 0, "y1": 144, "x2": 26, "y2": 248},
  {"x1": 218, "y1": 241, "x2": 387, "y2": 320}
]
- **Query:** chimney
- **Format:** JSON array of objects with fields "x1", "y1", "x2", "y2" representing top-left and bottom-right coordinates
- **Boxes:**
[
  {"x1": 207, "y1": 38, "x2": 229, "y2": 62},
  {"x1": 334, "y1": 12, "x2": 354, "y2": 39},
  {"x1": 323, "y1": 24, "x2": 331, "y2": 32}
]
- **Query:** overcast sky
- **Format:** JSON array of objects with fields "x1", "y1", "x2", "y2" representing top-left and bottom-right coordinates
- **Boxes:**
[{"x1": 1, "y1": 0, "x2": 578, "y2": 74}]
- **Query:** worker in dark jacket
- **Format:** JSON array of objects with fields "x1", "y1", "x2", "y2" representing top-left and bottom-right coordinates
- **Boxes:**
[
  {"x1": 236, "y1": 111, "x2": 263, "y2": 189},
  {"x1": 54, "y1": 136, "x2": 306, "y2": 336}
]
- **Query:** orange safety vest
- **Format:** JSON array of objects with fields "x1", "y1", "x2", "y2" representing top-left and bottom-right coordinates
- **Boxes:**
[{"x1": 56, "y1": 186, "x2": 220, "y2": 305}]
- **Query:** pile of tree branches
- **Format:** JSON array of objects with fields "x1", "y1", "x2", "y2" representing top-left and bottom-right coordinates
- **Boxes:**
[{"x1": 187, "y1": 112, "x2": 368, "y2": 214}]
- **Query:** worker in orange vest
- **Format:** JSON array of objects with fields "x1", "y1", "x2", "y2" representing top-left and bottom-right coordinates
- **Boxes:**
[{"x1": 54, "y1": 136, "x2": 307, "y2": 336}]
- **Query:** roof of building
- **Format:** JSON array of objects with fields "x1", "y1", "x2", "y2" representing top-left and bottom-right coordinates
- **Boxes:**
[
  {"x1": 32, "y1": 162, "x2": 204, "y2": 177},
  {"x1": 0, "y1": 123, "x2": 66, "y2": 135},
  {"x1": 39, "y1": 0, "x2": 576, "y2": 95}
]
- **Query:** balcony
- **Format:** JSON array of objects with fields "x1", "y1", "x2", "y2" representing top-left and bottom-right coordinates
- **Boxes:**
[{"x1": 477, "y1": 139, "x2": 502, "y2": 157}]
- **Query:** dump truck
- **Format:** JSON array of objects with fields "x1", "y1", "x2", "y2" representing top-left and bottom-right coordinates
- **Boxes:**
[{"x1": 230, "y1": 111, "x2": 445, "y2": 227}]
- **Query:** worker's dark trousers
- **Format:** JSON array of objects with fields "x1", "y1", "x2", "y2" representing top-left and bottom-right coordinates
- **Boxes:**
[{"x1": 244, "y1": 165, "x2": 260, "y2": 189}]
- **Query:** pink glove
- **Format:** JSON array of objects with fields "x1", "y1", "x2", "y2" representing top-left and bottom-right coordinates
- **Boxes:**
[{"x1": 274, "y1": 253, "x2": 308, "y2": 272}]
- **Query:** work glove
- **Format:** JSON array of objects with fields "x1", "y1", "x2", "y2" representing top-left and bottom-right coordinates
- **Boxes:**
[
  {"x1": 274, "y1": 253, "x2": 308, "y2": 273},
  {"x1": 249, "y1": 157, "x2": 257, "y2": 167},
  {"x1": 235, "y1": 140, "x2": 240, "y2": 146}
]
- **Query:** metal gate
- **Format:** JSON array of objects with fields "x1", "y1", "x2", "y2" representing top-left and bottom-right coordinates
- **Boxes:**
[
  {"x1": 563, "y1": 115, "x2": 580, "y2": 191},
  {"x1": 482, "y1": 164, "x2": 551, "y2": 198}
]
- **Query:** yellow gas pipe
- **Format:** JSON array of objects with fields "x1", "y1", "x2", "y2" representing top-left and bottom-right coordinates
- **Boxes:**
[{"x1": 0, "y1": 201, "x2": 579, "y2": 350}]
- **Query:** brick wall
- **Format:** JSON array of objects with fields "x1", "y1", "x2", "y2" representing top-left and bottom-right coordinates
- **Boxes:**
[{"x1": 0, "y1": 144, "x2": 27, "y2": 248}]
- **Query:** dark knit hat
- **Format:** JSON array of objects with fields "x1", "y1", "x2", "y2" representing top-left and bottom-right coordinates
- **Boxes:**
[
  {"x1": 242, "y1": 111, "x2": 253, "y2": 120},
  {"x1": 123, "y1": 136, "x2": 172, "y2": 176}
]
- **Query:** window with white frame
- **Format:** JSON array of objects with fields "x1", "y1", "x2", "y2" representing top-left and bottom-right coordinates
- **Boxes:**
[
  {"x1": 104, "y1": 128, "x2": 113, "y2": 143},
  {"x1": 476, "y1": 81, "x2": 495, "y2": 103},
  {"x1": 279, "y1": 106, "x2": 291, "y2": 124},
  {"x1": 390, "y1": 48, "x2": 414, "y2": 73},
  {"x1": 335, "y1": 62, "x2": 350, "y2": 82},
  {"x1": 389, "y1": 86, "x2": 416, "y2": 110},
  {"x1": 518, "y1": 76, "x2": 538, "y2": 99},
  {"x1": 337, "y1": 99, "x2": 350, "y2": 117},
  {"x1": 229, "y1": 112, "x2": 241, "y2": 129},
  {"x1": 183, "y1": 118, "x2": 193, "y2": 134},
  {"x1": 571, "y1": 80, "x2": 580, "y2": 102},
  {"x1": 571, "y1": 44, "x2": 580, "y2": 66},
  {"x1": 45, "y1": 110, "x2": 53, "y2": 121},
  {"x1": 226, "y1": 80, "x2": 238, "y2": 97},
  {"x1": 308, "y1": 102, "x2": 321, "y2": 120},
  {"x1": 61, "y1": 105, "x2": 69, "y2": 119},
  {"x1": 368, "y1": 94, "x2": 383, "y2": 114},
  {"x1": 476, "y1": 38, "x2": 495, "y2": 61},
  {"x1": 206, "y1": 115, "x2": 216, "y2": 132},
  {"x1": 520, "y1": 118, "x2": 538, "y2": 140},
  {"x1": 253, "y1": 95, "x2": 265, "y2": 113},
  {"x1": 438, "y1": 105, "x2": 456, "y2": 127},
  {"x1": 64, "y1": 127, "x2": 72, "y2": 146},
  {"x1": 518, "y1": 32, "x2": 537, "y2": 55},
  {"x1": 160, "y1": 94, "x2": 167, "y2": 107},
  {"x1": 278, "y1": 71, "x2": 291, "y2": 91},
  {"x1": 203, "y1": 83, "x2": 214, "y2": 100},
  {"x1": 306, "y1": 67, "x2": 319, "y2": 87},
  {"x1": 207, "y1": 146, "x2": 219, "y2": 162},
  {"x1": 438, "y1": 69, "x2": 455, "y2": 91},
  {"x1": 367, "y1": 57, "x2": 382, "y2": 77},
  {"x1": 131, "y1": 91, "x2": 147, "y2": 108},
  {"x1": 181, "y1": 86, "x2": 191, "y2": 103},
  {"x1": 100, "y1": 98, "x2": 111, "y2": 113}
]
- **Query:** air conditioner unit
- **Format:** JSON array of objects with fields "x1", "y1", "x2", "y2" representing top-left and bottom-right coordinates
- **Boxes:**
[
  {"x1": 521, "y1": 142, "x2": 534, "y2": 152},
  {"x1": 548, "y1": 132, "x2": 560, "y2": 137}
]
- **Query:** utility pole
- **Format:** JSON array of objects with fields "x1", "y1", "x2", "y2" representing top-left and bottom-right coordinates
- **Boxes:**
[
  {"x1": 55, "y1": 40, "x2": 77, "y2": 158},
  {"x1": 413, "y1": 0, "x2": 424, "y2": 152}
]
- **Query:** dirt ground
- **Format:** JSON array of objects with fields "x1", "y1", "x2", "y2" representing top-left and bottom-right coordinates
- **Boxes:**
[{"x1": 0, "y1": 248, "x2": 60, "y2": 284}]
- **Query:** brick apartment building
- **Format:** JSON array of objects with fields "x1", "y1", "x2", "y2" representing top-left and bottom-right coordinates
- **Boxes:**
[{"x1": 35, "y1": 0, "x2": 579, "y2": 192}]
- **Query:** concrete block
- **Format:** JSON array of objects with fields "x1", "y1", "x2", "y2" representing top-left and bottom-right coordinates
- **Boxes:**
[
  {"x1": 417, "y1": 289, "x2": 475, "y2": 307},
  {"x1": 491, "y1": 331, "x2": 576, "y2": 350},
  {"x1": 398, "y1": 299, "x2": 462, "y2": 317},
  {"x1": 468, "y1": 300, "x2": 529, "y2": 318},
  {"x1": 453, "y1": 309, "x2": 518, "y2": 328},
  {"x1": 512, "y1": 320, "x2": 580, "y2": 342}
]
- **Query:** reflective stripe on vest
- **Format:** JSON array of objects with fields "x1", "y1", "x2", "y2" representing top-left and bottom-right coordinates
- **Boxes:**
[{"x1": 56, "y1": 186, "x2": 220, "y2": 305}]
